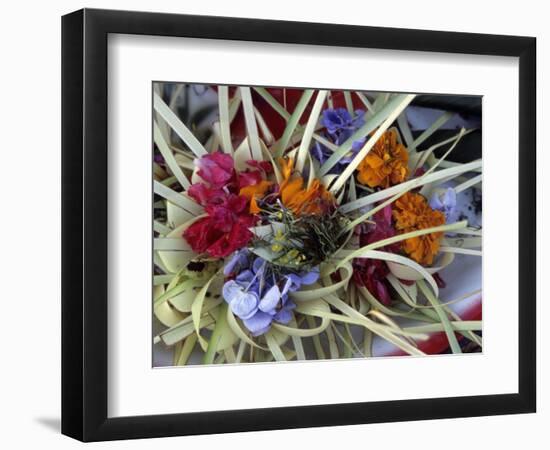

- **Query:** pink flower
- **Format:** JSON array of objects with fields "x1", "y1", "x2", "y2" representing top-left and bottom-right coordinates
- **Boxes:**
[
  {"x1": 182, "y1": 154, "x2": 273, "y2": 257},
  {"x1": 195, "y1": 152, "x2": 235, "y2": 188},
  {"x1": 188, "y1": 153, "x2": 240, "y2": 206},
  {"x1": 187, "y1": 183, "x2": 227, "y2": 206},
  {"x1": 238, "y1": 170, "x2": 263, "y2": 190}
]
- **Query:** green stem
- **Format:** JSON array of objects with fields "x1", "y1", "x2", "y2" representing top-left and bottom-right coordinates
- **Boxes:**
[{"x1": 202, "y1": 303, "x2": 228, "y2": 364}]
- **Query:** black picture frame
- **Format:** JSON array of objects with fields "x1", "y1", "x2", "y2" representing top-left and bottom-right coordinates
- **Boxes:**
[{"x1": 62, "y1": 8, "x2": 536, "y2": 442}]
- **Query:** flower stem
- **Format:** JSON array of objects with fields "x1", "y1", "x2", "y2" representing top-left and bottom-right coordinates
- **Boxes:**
[{"x1": 202, "y1": 303, "x2": 229, "y2": 364}]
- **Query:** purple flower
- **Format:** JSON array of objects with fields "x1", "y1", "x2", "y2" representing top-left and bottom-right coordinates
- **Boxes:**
[
  {"x1": 223, "y1": 249, "x2": 250, "y2": 276},
  {"x1": 243, "y1": 312, "x2": 273, "y2": 336},
  {"x1": 222, "y1": 254, "x2": 320, "y2": 336},
  {"x1": 351, "y1": 137, "x2": 367, "y2": 154},
  {"x1": 322, "y1": 108, "x2": 365, "y2": 140},
  {"x1": 284, "y1": 267, "x2": 320, "y2": 292},
  {"x1": 311, "y1": 108, "x2": 366, "y2": 174},
  {"x1": 222, "y1": 281, "x2": 259, "y2": 320},
  {"x1": 429, "y1": 188, "x2": 458, "y2": 222}
]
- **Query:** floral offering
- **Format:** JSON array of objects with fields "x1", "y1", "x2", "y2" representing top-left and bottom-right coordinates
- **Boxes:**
[{"x1": 153, "y1": 85, "x2": 482, "y2": 365}]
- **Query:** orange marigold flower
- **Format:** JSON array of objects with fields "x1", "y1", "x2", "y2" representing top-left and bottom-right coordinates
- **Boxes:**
[
  {"x1": 239, "y1": 179, "x2": 273, "y2": 213},
  {"x1": 356, "y1": 129, "x2": 409, "y2": 188},
  {"x1": 392, "y1": 192, "x2": 445, "y2": 266},
  {"x1": 278, "y1": 158, "x2": 334, "y2": 215},
  {"x1": 280, "y1": 157, "x2": 294, "y2": 180}
]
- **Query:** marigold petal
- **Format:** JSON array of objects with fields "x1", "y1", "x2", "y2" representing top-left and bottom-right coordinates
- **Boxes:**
[
  {"x1": 239, "y1": 179, "x2": 272, "y2": 199},
  {"x1": 356, "y1": 130, "x2": 410, "y2": 188},
  {"x1": 279, "y1": 157, "x2": 294, "y2": 181},
  {"x1": 365, "y1": 153, "x2": 385, "y2": 169},
  {"x1": 281, "y1": 177, "x2": 304, "y2": 205},
  {"x1": 393, "y1": 192, "x2": 445, "y2": 265},
  {"x1": 249, "y1": 196, "x2": 261, "y2": 214}
]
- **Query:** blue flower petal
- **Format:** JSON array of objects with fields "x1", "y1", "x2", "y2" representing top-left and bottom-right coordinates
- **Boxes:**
[
  {"x1": 223, "y1": 249, "x2": 249, "y2": 276},
  {"x1": 311, "y1": 142, "x2": 328, "y2": 165},
  {"x1": 258, "y1": 284, "x2": 280, "y2": 313},
  {"x1": 300, "y1": 267, "x2": 320, "y2": 285},
  {"x1": 351, "y1": 137, "x2": 367, "y2": 152},
  {"x1": 252, "y1": 280, "x2": 263, "y2": 295},
  {"x1": 252, "y1": 257, "x2": 266, "y2": 276},
  {"x1": 236, "y1": 269, "x2": 254, "y2": 283},
  {"x1": 274, "y1": 309, "x2": 293, "y2": 324},
  {"x1": 222, "y1": 280, "x2": 243, "y2": 304},
  {"x1": 322, "y1": 108, "x2": 352, "y2": 135},
  {"x1": 429, "y1": 192, "x2": 444, "y2": 211},
  {"x1": 280, "y1": 277, "x2": 293, "y2": 297},
  {"x1": 285, "y1": 273, "x2": 302, "y2": 292},
  {"x1": 430, "y1": 187, "x2": 457, "y2": 221},
  {"x1": 442, "y1": 187, "x2": 457, "y2": 209},
  {"x1": 243, "y1": 311, "x2": 273, "y2": 336},
  {"x1": 229, "y1": 290, "x2": 259, "y2": 320},
  {"x1": 352, "y1": 109, "x2": 366, "y2": 128}
]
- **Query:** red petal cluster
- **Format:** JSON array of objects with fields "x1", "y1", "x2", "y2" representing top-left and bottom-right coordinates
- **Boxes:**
[
  {"x1": 353, "y1": 205, "x2": 400, "y2": 305},
  {"x1": 195, "y1": 151, "x2": 235, "y2": 188},
  {"x1": 245, "y1": 159, "x2": 273, "y2": 174},
  {"x1": 184, "y1": 194, "x2": 257, "y2": 258},
  {"x1": 238, "y1": 170, "x2": 263, "y2": 190},
  {"x1": 183, "y1": 153, "x2": 271, "y2": 258}
]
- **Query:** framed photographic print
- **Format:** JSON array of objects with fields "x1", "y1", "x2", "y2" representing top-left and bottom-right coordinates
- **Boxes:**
[{"x1": 61, "y1": 8, "x2": 536, "y2": 442}]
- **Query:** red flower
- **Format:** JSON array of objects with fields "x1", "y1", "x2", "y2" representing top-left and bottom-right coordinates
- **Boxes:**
[
  {"x1": 238, "y1": 170, "x2": 263, "y2": 190},
  {"x1": 183, "y1": 193, "x2": 257, "y2": 258},
  {"x1": 353, "y1": 205, "x2": 400, "y2": 305},
  {"x1": 246, "y1": 160, "x2": 273, "y2": 174},
  {"x1": 182, "y1": 154, "x2": 274, "y2": 257},
  {"x1": 205, "y1": 195, "x2": 250, "y2": 231},
  {"x1": 187, "y1": 183, "x2": 227, "y2": 206},
  {"x1": 204, "y1": 216, "x2": 256, "y2": 258},
  {"x1": 190, "y1": 155, "x2": 272, "y2": 206},
  {"x1": 195, "y1": 152, "x2": 235, "y2": 188},
  {"x1": 188, "y1": 153, "x2": 240, "y2": 206},
  {"x1": 182, "y1": 217, "x2": 217, "y2": 254},
  {"x1": 353, "y1": 258, "x2": 393, "y2": 305}
]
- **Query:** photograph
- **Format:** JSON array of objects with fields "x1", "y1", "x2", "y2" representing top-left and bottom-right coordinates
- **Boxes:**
[
  {"x1": 0, "y1": 0, "x2": 543, "y2": 447},
  {"x1": 152, "y1": 84, "x2": 483, "y2": 366}
]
